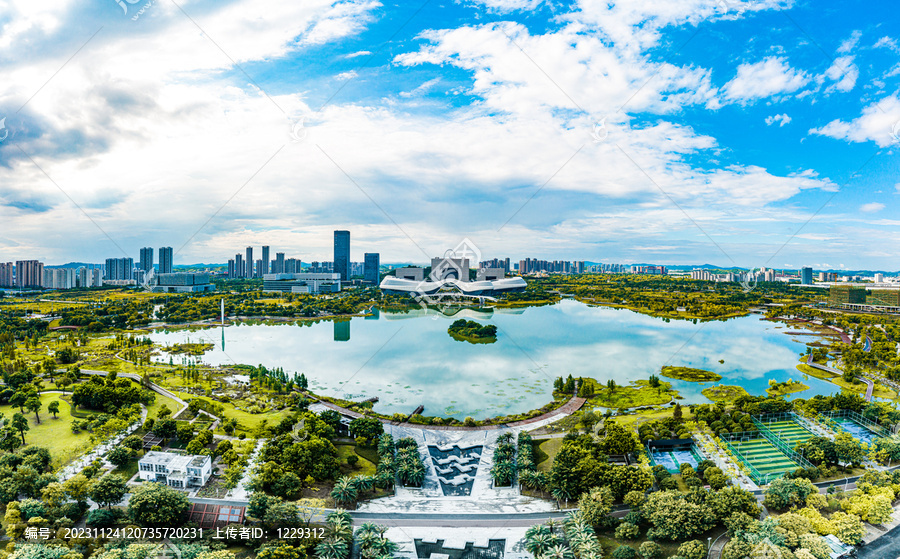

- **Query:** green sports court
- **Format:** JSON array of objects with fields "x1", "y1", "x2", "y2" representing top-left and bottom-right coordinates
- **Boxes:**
[
  {"x1": 725, "y1": 433, "x2": 799, "y2": 484},
  {"x1": 754, "y1": 417, "x2": 815, "y2": 447}
]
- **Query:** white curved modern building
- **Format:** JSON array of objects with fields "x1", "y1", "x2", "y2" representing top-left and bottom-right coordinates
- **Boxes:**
[{"x1": 379, "y1": 275, "x2": 527, "y2": 296}]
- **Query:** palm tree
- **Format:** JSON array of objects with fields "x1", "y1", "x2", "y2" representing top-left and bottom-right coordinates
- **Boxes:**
[
  {"x1": 544, "y1": 544, "x2": 575, "y2": 559},
  {"x1": 498, "y1": 432, "x2": 515, "y2": 444},
  {"x1": 524, "y1": 529, "x2": 555, "y2": 558},
  {"x1": 327, "y1": 509, "x2": 352, "y2": 525},
  {"x1": 406, "y1": 465, "x2": 425, "y2": 487},
  {"x1": 315, "y1": 538, "x2": 349, "y2": 559},
  {"x1": 330, "y1": 477, "x2": 358, "y2": 508}
]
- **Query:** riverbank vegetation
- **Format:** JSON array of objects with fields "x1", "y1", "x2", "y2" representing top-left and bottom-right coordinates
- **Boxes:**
[
  {"x1": 766, "y1": 378, "x2": 809, "y2": 397},
  {"x1": 701, "y1": 384, "x2": 750, "y2": 403},
  {"x1": 447, "y1": 319, "x2": 498, "y2": 343},
  {"x1": 660, "y1": 366, "x2": 722, "y2": 382}
]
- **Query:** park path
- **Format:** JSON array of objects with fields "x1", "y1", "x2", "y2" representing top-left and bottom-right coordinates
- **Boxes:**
[{"x1": 805, "y1": 354, "x2": 874, "y2": 401}]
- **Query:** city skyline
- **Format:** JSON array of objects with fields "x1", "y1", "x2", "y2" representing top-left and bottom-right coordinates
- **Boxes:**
[{"x1": 1, "y1": 1, "x2": 899, "y2": 269}]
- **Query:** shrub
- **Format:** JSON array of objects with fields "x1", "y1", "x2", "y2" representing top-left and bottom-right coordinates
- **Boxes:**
[
  {"x1": 86, "y1": 508, "x2": 124, "y2": 527},
  {"x1": 612, "y1": 546, "x2": 639, "y2": 559},
  {"x1": 677, "y1": 540, "x2": 706, "y2": 559},
  {"x1": 639, "y1": 541, "x2": 663, "y2": 559},
  {"x1": 615, "y1": 522, "x2": 641, "y2": 540}
]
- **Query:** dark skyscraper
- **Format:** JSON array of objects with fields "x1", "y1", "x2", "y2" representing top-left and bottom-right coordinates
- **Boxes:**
[
  {"x1": 245, "y1": 247, "x2": 253, "y2": 278},
  {"x1": 262, "y1": 246, "x2": 270, "y2": 275},
  {"x1": 235, "y1": 253, "x2": 243, "y2": 280},
  {"x1": 139, "y1": 247, "x2": 154, "y2": 273},
  {"x1": 334, "y1": 230, "x2": 350, "y2": 281},
  {"x1": 274, "y1": 252, "x2": 285, "y2": 274},
  {"x1": 364, "y1": 253, "x2": 380, "y2": 284},
  {"x1": 159, "y1": 247, "x2": 173, "y2": 274}
]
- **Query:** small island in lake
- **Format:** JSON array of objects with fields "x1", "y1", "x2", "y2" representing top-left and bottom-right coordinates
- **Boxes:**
[
  {"x1": 660, "y1": 365, "x2": 723, "y2": 382},
  {"x1": 448, "y1": 319, "x2": 498, "y2": 344},
  {"x1": 766, "y1": 378, "x2": 809, "y2": 397},
  {"x1": 166, "y1": 342, "x2": 215, "y2": 355},
  {"x1": 702, "y1": 384, "x2": 749, "y2": 403}
]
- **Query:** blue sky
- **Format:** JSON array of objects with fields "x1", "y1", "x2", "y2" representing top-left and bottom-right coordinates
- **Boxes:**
[{"x1": 0, "y1": 0, "x2": 898, "y2": 269}]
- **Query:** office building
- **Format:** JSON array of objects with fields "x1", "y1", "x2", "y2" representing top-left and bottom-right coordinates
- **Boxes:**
[
  {"x1": 139, "y1": 247, "x2": 154, "y2": 273},
  {"x1": 104, "y1": 258, "x2": 134, "y2": 281},
  {"x1": 262, "y1": 246, "x2": 270, "y2": 275},
  {"x1": 150, "y1": 273, "x2": 215, "y2": 293},
  {"x1": 255, "y1": 260, "x2": 264, "y2": 278},
  {"x1": 15, "y1": 260, "x2": 44, "y2": 288},
  {"x1": 262, "y1": 273, "x2": 341, "y2": 294},
  {"x1": 227, "y1": 259, "x2": 236, "y2": 279},
  {"x1": 395, "y1": 267, "x2": 425, "y2": 282},
  {"x1": 875, "y1": 273, "x2": 884, "y2": 283},
  {"x1": 476, "y1": 267, "x2": 506, "y2": 281},
  {"x1": 274, "y1": 253, "x2": 285, "y2": 274},
  {"x1": 0, "y1": 263, "x2": 12, "y2": 287},
  {"x1": 364, "y1": 253, "x2": 380, "y2": 284},
  {"x1": 245, "y1": 247, "x2": 253, "y2": 278},
  {"x1": 138, "y1": 451, "x2": 212, "y2": 488},
  {"x1": 828, "y1": 286, "x2": 867, "y2": 306},
  {"x1": 868, "y1": 290, "x2": 900, "y2": 307},
  {"x1": 334, "y1": 230, "x2": 350, "y2": 281},
  {"x1": 801, "y1": 267, "x2": 813, "y2": 285},
  {"x1": 159, "y1": 247, "x2": 173, "y2": 274}
]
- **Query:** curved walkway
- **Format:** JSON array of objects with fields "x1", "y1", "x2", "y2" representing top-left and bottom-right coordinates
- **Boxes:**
[
  {"x1": 805, "y1": 355, "x2": 874, "y2": 401},
  {"x1": 312, "y1": 395, "x2": 586, "y2": 431}
]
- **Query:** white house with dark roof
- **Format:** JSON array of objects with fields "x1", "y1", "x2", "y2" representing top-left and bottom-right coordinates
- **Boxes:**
[{"x1": 138, "y1": 451, "x2": 212, "y2": 488}]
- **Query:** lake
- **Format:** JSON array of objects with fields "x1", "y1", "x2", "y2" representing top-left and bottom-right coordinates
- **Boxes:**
[{"x1": 148, "y1": 299, "x2": 842, "y2": 420}]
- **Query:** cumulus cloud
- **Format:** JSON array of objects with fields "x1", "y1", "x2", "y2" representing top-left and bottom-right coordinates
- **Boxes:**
[
  {"x1": 765, "y1": 114, "x2": 792, "y2": 127},
  {"x1": 722, "y1": 57, "x2": 810, "y2": 103},
  {"x1": 809, "y1": 95, "x2": 900, "y2": 147}
]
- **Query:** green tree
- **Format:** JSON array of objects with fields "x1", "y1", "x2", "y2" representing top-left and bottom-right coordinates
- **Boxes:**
[
  {"x1": 578, "y1": 486, "x2": 614, "y2": 527},
  {"x1": 349, "y1": 417, "x2": 384, "y2": 445},
  {"x1": 600, "y1": 422, "x2": 641, "y2": 455},
  {"x1": 642, "y1": 490, "x2": 714, "y2": 541},
  {"x1": 62, "y1": 474, "x2": 93, "y2": 505},
  {"x1": 89, "y1": 475, "x2": 127, "y2": 508},
  {"x1": 12, "y1": 412, "x2": 29, "y2": 445},
  {"x1": 107, "y1": 446, "x2": 133, "y2": 468},
  {"x1": 24, "y1": 397, "x2": 42, "y2": 423},
  {"x1": 127, "y1": 482, "x2": 190, "y2": 527},
  {"x1": 152, "y1": 418, "x2": 177, "y2": 442},
  {"x1": 639, "y1": 541, "x2": 663, "y2": 559},
  {"x1": 676, "y1": 540, "x2": 706, "y2": 559},
  {"x1": 257, "y1": 543, "x2": 307, "y2": 559},
  {"x1": 47, "y1": 401, "x2": 60, "y2": 419}
]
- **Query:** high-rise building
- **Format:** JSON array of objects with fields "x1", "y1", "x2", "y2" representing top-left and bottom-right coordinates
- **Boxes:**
[
  {"x1": 245, "y1": 247, "x2": 253, "y2": 278},
  {"x1": 104, "y1": 258, "x2": 134, "y2": 281},
  {"x1": 285, "y1": 258, "x2": 301, "y2": 274},
  {"x1": 0, "y1": 262, "x2": 12, "y2": 287},
  {"x1": 274, "y1": 253, "x2": 285, "y2": 274},
  {"x1": 801, "y1": 267, "x2": 813, "y2": 285},
  {"x1": 262, "y1": 246, "x2": 270, "y2": 275},
  {"x1": 364, "y1": 253, "x2": 380, "y2": 283},
  {"x1": 255, "y1": 260, "x2": 264, "y2": 279},
  {"x1": 875, "y1": 273, "x2": 884, "y2": 283},
  {"x1": 139, "y1": 247, "x2": 154, "y2": 273},
  {"x1": 15, "y1": 260, "x2": 44, "y2": 288},
  {"x1": 234, "y1": 254, "x2": 243, "y2": 279},
  {"x1": 159, "y1": 247, "x2": 173, "y2": 274},
  {"x1": 227, "y1": 259, "x2": 236, "y2": 279},
  {"x1": 334, "y1": 230, "x2": 350, "y2": 281}
]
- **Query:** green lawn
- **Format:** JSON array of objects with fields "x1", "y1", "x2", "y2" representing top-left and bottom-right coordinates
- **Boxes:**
[
  {"x1": 336, "y1": 444, "x2": 377, "y2": 477},
  {"x1": 184, "y1": 395, "x2": 291, "y2": 434},
  {"x1": 0, "y1": 393, "x2": 98, "y2": 469},
  {"x1": 660, "y1": 366, "x2": 722, "y2": 382},
  {"x1": 536, "y1": 438, "x2": 562, "y2": 472},
  {"x1": 146, "y1": 391, "x2": 184, "y2": 419}
]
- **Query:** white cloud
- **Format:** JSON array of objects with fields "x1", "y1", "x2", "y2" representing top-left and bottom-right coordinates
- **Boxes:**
[
  {"x1": 345, "y1": 50, "x2": 373, "y2": 58},
  {"x1": 722, "y1": 57, "x2": 810, "y2": 103},
  {"x1": 837, "y1": 30, "x2": 861, "y2": 53},
  {"x1": 335, "y1": 71, "x2": 359, "y2": 80},
  {"x1": 821, "y1": 56, "x2": 858, "y2": 93},
  {"x1": 874, "y1": 36, "x2": 899, "y2": 53},
  {"x1": 467, "y1": 0, "x2": 543, "y2": 12},
  {"x1": 399, "y1": 77, "x2": 441, "y2": 98},
  {"x1": 809, "y1": 95, "x2": 900, "y2": 147},
  {"x1": 765, "y1": 114, "x2": 792, "y2": 127},
  {"x1": 860, "y1": 203, "x2": 885, "y2": 213}
]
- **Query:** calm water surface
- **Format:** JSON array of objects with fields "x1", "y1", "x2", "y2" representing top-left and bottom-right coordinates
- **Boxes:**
[{"x1": 149, "y1": 300, "x2": 840, "y2": 419}]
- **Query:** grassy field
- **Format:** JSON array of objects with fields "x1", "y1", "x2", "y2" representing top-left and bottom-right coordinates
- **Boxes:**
[
  {"x1": 336, "y1": 444, "x2": 377, "y2": 477},
  {"x1": 589, "y1": 380, "x2": 677, "y2": 409},
  {"x1": 146, "y1": 391, "x2": 184, "y2": 419},
  {"x1": 0, "y1": 393, "x2": 98, "y2": 469},
  {"x1": 185, "y1": 395, "x2": 291, "y2": 434},
  {"x1": 702, "y1": 384, "x2": 750, "y2": 403},
  {"x1": 535, "y1": 438, "x2": 562, "y2": 472},
  {"x1": 660, "y1": 366, "x2": 722, "y2": 382}
]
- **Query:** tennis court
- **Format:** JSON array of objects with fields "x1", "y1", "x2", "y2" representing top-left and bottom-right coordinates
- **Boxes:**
[
  {"x1": 833, "y1": 417, "x2": 880, "y2": 444},
  {"x1": 649, "y1": 447, "x2": 702, "y2": 473}
]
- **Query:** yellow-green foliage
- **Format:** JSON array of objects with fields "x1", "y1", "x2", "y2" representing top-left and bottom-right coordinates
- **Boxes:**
[{"x1": 660, "y1": 366, "x2": 722, "y2": 382}]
